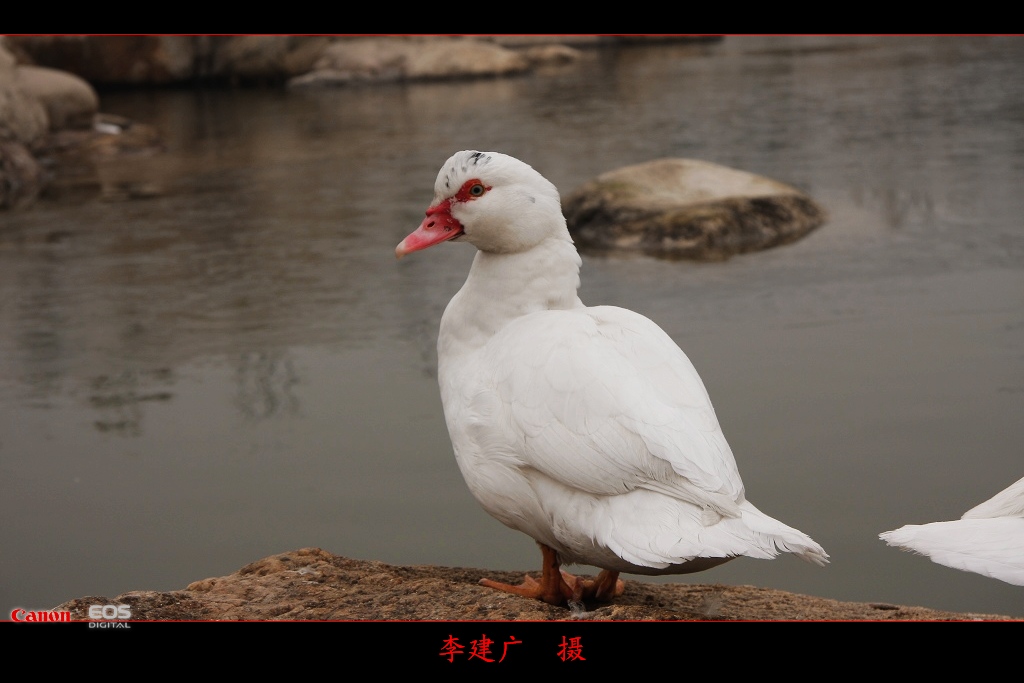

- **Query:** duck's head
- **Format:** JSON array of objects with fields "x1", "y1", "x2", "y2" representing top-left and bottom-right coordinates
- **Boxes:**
[{"x1": 396, "y1": 150, "x2": 566, "y2": 258}]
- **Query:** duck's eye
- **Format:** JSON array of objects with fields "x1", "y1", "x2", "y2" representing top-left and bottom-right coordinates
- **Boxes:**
[{"x1": 456, "y1": 179, "x2": 490, "y2": 202}]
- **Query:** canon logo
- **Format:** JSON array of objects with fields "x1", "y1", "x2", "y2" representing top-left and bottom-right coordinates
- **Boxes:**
[{"x1": 10, "y1": 608, "x2": 71, "y2": 622}]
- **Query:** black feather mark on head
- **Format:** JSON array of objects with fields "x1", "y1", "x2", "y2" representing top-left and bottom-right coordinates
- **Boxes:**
[
  {"x1": 443, "y1": 152, "x2": 494, "y2": 192},
  {"x1": 462, "y1": 152, "x2": 491, "y2": 172}
]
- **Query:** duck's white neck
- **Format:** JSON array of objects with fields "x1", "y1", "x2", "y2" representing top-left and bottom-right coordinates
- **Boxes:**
[{"x1": 438, "y1": 236, "x2": 584, "y2": 359}]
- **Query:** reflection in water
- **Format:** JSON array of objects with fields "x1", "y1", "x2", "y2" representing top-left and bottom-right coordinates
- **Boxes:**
[
  {"x1": 852, "y1": 186, "x2": 936, "y2": 232},
  {"x1": 1, "y1": 37, "x2": 1022, "y2": 617},
  {"x1": 89, "y1": 369, "x2": 175, "y2": 436},
  {"x1": 234, "y1": 350, "x2": 299, "y2": 420}
]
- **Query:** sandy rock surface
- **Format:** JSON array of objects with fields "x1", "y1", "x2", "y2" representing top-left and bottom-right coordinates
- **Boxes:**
[{"x1": 55, "y1": 547, "x2": 1018, "y2": 622}]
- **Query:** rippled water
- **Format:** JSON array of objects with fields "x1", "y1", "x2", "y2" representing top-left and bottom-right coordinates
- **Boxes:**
[{"x1": 2, "y1": 36, "x2": 1022, "y2": 617}]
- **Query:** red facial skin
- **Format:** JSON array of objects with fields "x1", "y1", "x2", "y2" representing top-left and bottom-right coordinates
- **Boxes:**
[{"x1": 395, "y1": 179, "x2": 490, "y2": 258}]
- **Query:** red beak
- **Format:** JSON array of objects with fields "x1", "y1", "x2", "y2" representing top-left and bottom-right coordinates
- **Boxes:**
[{"x1": 395, "y1": 200, "x2": 465, "y2": 259}]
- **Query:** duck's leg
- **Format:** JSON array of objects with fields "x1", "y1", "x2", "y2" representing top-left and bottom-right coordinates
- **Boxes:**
[
  {"x1": 480, "y1": 543, "x2": 626, "y2": 606},
  {"x1": 479, "y1": 542, "x2": 576, "y2": 606},
  {"x1": 570, "y1": 569, "x2": 625, "y2": 601}
]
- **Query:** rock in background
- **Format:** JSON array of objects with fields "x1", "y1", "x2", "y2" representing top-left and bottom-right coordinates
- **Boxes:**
[
  {"x1": 563, "y1": 158, "x2": 827, "y2": 260},
  {"x1": 3, "y1": 35, "x2": 622, "y2": 88},
  {"x1": 0, "y1": 35, "x2": 725, "y2": 211},
  {"x1": 5, "y1": 36, "x2": 723, "y2": 88},
  {"x1": 8, "y1": 32, "x2": 827, "y2": 261},
  {"x1": 5, "y1": 35, "x2": 205, "y2": 85},
  {"x1": 0, "y1": 37, "x2": 165, "y2": 208},
  {"x1": 0, "y1": 39, "x2": 49, "y2": 208},
  {"x1": 288, "y1": 36, "x2": 535, "y2": 89}
]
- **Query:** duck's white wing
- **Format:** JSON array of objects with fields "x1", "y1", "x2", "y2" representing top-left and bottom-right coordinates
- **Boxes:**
[
  {"x1": 962, "y1": 476, "x2": 1024, "y2": 520},
  {"x1": 483, "y1": 304, "x2": 745, "y2": 515},
  {"x1": 463, "y1": 304, "x2": 830, "y2": 571},
  {"x1": 880, "y1": 518, "x2": 1024, "y2": 586}
]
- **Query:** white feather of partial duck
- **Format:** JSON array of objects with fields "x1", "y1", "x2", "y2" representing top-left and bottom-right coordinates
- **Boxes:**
[
  {"x1": 395, "y1": 150, "x2": 829, "y2": 605},
  {"x1": 880, "y1": 476, "x2": 1024, "y2": 586}
]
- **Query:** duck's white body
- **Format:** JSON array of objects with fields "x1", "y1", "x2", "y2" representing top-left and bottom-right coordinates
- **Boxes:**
[
  {"x1": 397, "y1": 151, "x2": 828, "y2": 602},
  {"x1": 880, "y1": 476, "x2": 1024, "y2": 586}
]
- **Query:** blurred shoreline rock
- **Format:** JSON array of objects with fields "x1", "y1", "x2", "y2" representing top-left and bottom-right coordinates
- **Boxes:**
[
  {"x1": 1, "y1": 39, "x2": 49, "y2": 209},
  {"x1": 4, "y1": 35, "x2": 721, "y2": 88},
  {"x1": 288, "y1": 36, "x2": 535, "y2": 89},
  {"x1": 1, "y1": 35, "x2": 723, "y2": 211},
  {"x1": 1, "y1": 37, "x2": 165, "y2": 209}
]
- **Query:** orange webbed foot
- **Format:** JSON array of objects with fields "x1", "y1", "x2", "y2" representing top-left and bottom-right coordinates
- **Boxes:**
[
  {"x1": 478, "y1": 543, "x2": 625, "y2": 607},
  {"x1": 479, "y1": 574, "x2": 571, "y2": 606},
  {"x1": 478, "y1": 543, "x2": 580, "y2": 606}
]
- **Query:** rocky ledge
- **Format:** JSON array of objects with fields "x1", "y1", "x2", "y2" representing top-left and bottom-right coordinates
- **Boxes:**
[{"x1": 54, "y1": 547, "x2": 1018, "y2": 621}]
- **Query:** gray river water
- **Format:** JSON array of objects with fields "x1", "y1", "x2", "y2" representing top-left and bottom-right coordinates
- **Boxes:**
[{"x1": 2, "y1": 36, "x2": 1022, "y2": 617}]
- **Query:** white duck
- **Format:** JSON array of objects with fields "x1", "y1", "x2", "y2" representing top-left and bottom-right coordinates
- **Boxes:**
[
  {"x1": 396, "y1": 150, "x2": 829, "y2": 606},
  {"x1": 879, "y1": 476, "x2": 1024, "y2": 586}
]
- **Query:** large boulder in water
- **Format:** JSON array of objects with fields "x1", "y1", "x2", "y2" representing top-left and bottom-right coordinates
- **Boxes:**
[
  {"x1": 14, "y1": 65, "x2": 98, "y2": 130},
  {"x1": 563, "y1": 158, "x2": 827, "y2": 261},
  {"x1": 0, "y1": 39, "x2": 48, "y2": 209}
]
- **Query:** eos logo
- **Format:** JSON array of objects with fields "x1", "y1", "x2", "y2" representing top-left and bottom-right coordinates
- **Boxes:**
[{"x1": 88, "y1": 604, "x2": 132, "y2": 620}]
